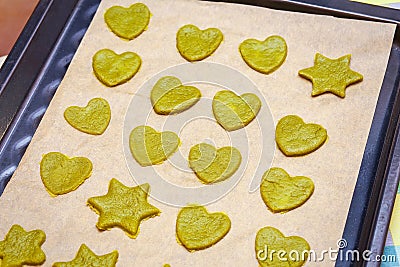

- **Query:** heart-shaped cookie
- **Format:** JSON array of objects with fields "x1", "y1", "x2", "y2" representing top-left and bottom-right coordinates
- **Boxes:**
[
  {"x1": 260, "y1": 168, "x2": 314, "y2": 213},
  {"x1": 104, "y1": 3, "x2": 151, "y2": 40},
  {"x1": 239, "y1": 35, "x2": 287, "y2": 74},
  {"x1": 276, "y1": 115, "x2": 327, "y2": 156},
  {"x1": 151, "y1": 76, "x2": 201, "y2": 115},
  {"x1": 189, "y1": 143, "x2": 241, "y2": 184},
  {"x1": 92, "y1": 49, "x2": 141, "y2": 87},
  {"x1": 64, "y1": 98, "x2": 111, "y2": 135},
  {"x1": 129, "y1": 126, "x2": 180, "y2": 166},
  {"x1": 40, "y1": 152, "x2": 93, "y2": 196},
  {"x1": 176, "y1": 205, "x2": 231, "y2": 251},
  {"x1": 213, "y1": 90, "x2": 261, "y2": 131},
  {"x1": 255, "y1": 226, "x2": 310, "y2": 267},
  {"x1": 176, "y1": 24, "x2": 223, "y2": 62}
]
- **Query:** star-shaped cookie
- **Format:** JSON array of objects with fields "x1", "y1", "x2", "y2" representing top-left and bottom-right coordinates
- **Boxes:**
[
  {"x1": 0, "y1": 224, "x2": 46, "y2": 266},
  {"x1": 52, "y1": 244, "x2": 118, "y2": 267},
  {"x1": 87, "y1": 178, "x2": 160, "y2": 238},
  {"x1": 299, "y1": 53, "x2": 363, "y2": 98}
]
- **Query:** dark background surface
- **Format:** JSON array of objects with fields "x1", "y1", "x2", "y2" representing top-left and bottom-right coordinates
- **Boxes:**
[{"x1": 0, "y1": 0, "x2": 39, "y2": 56}]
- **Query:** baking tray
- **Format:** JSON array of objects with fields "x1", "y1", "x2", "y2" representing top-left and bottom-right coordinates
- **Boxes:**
[{"x1": 0, "y1": 0, "x2": 399, "y2": 266}]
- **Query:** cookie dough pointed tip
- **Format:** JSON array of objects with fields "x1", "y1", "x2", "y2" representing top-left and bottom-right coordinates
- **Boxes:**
[{"x1": 139, "y1": 183, "x2": 150, "y2": 193}]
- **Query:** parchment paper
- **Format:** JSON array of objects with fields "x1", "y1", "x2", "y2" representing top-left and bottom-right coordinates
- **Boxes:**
[{"x1": 0, "y1": 0, "x2": 396, "y2": 266}]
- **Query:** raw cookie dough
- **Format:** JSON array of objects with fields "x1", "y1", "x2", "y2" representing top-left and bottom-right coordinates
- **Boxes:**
[
  {"x1": 276, "y1": 115, "x2": 327, "y2": 156},
  {"x1": 64, "y1": 97, "x2": 111, "y2": 135},
  {"x1": 176, "y1": 24, "x2": 223, "y2": 61},
  {"x1": 260, "y1": 167, "x2": 314, "y2": 213},
  {"x1": 176, "y1": 205, "x2": 231, "y2": 251},
  {"x1": 239, "y1": 35, "x2": 287, "y2": 74},
  {"x1": 151, "y1": 76, "x2": 201, "y2": 115},
  {"x1": 189, "y1": 143, "x2": 242, "y2": 184},
  {"x1": 104, "y1": 3, "x2": 151, "y2": 40},
  {"x1": 53, "y1": 244, "x2": 118, "y2": 267},
  {"x1": 256, "y1": 226, "x2": 309, "y2": 267},
  {"x1": 87, "y1": 179, "x2": 160, "y2": 238},
  {"x1": 40, "y1": 152, "x2": 93, "y2": 196},
  {"x1": 298, "y1": 53, "x2": 363, "y2": 98},
  {"x1": 0, "y1": 224, "x2": 46, "y2": 267},
  {"x1": 129, "y1": 125, "x2": 180, "y2": 166},
  {"x1": 92, "y1": 49, "x2": 141, "y2": 87},
  {"x1": 212, "y1": 90, "x2": 261, "y2": 131}
]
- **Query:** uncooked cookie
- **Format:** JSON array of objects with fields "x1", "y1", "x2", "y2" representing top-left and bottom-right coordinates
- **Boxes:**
[
  {"x1": 298, "y1": 53, "x2": 363, "y2": 97},
  {"x1": 64, "y1": 97, "x2": 111, "y2": 135},
  {"x1": 0, "y1": 224, "x2": 46, "y2": 267},
  {"x1": 104, "y1": 3, "x2": 151, "y2": 40},
  {"x1": 40, "y1": 152, "x2": 92, "y2": 196},
  {"x1": 189, "y1": 143, "x2": 241, "y2": 184},
  {"x1": 129, "y1": 125, "x2": 180, "y2": 166},
  {"x1": 260, "y1": 167, "x2": 314, "y2": 213},
  {"x1": 239, "y1": 35, "x2": 287, "y2": 74},
  {"x1": 176, "y1": 24, "x2": 223, "y2": 61},
  {"x1": 212, "y1": 90, "x2": 261, "y2": 131},
  {"x1": 53, "y1": 244, "x2": 118, "y2": 267},
  {"x1": 151, "y1": 76, "x2": 201, "y2": 115},
  {"x1": 176, "y1": 205, "x2": 231, "y2": 251},
  {"x1": 256, "y1": 226, "x2": 310, "y2": 267},
  {"x1": 92, "y1": 49, "x2": 141, "y2": 87},
  {"x1": 275, "y1": 115, "x2": 327, "y2": 156},
  {"x1": 87, "y1": 179, "x2": 160, "y2": 238}
]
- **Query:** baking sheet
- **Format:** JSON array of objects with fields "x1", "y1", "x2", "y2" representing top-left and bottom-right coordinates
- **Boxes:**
[{"x1": 0, "y1": 0, "x2": 396, "y2": 266}]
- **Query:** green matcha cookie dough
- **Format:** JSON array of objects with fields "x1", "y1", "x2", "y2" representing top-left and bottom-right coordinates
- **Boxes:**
[
  {"x1": 240, "y1": 35, "x2": 287, "y2": 74},
  {"x1": 87, "y1": 179, "x2": 160, "y2": 238},
  {"x1": 151, "y1": 76, "x2": 201, "y2": 115},
  {"x1": 176, "y1": 205, "x2": 231, "y2": 251},
  {"x1": 64, "y1": 97, "x2": 111, "y2": 135},
  {"x1": 212, "y1": 90, "x2": 261, "y2": 131},
  {"x1": 40, "y1": 152, "x2": 92, "y2": 196},
  {"x1": 176, "y1": 24, "x2": 223, "y2": 61},
  {"x1": 298, "y1": 53, "x2": 363, "y2": 98},
  {"x1": 92, "y1": 49, "x2": 141, "y2": 87},
  {"x1": 260, "y1": 167, "x2": 314, "y2": 213},
  {"x1": 104, "y1": 3, "x2": 150, "y2": 40},
  {"x1": 189, "y1": 143, "x2": 241, "y2": 184},
  {"x1": 256, "y1": 226, "x2": 310, "y2": 267},
  {"x1": 53, "y1": 244, "x2": 118, "y2": 267},
  {"x1": 276, "y1": 115, "x2": 327, "y2": 156},
  {"x1": 129, "y1": 125, "x2": 180, "y2": 166},
  {"x1": 0, "y1": 224, "x2": 46, "y2": 267}
]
